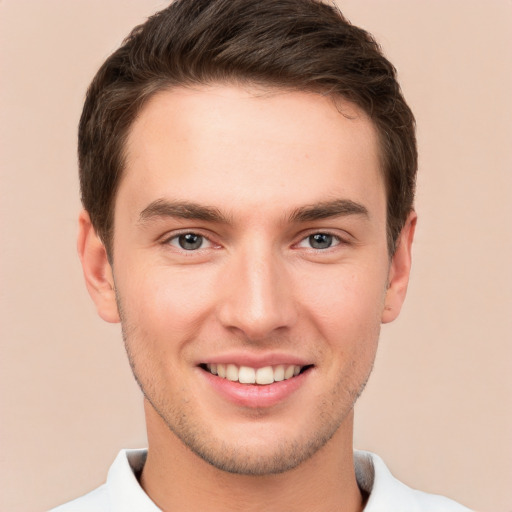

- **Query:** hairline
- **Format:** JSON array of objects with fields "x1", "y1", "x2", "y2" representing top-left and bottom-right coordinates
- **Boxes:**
[{"x1": 101, "y1": 79, "x2": 399, "y2": 262}]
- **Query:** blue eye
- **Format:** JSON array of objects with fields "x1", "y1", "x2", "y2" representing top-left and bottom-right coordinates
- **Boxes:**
[
  {"x1": 298, "y1": 233, "x2": 340, "y2": 250},
  {"x1": 169, "y1": 233, "x2": 208, "y2": 250},
  {"x1": 309, "y1": 233, "x2": 333, "y2": 249}
]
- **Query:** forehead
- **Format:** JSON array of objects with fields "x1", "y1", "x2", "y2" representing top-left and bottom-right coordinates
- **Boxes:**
[{"x1": 119, "y1": 84, "x2": 384, "y2": 221}]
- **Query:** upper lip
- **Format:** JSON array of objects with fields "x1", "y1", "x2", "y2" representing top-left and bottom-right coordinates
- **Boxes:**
[{"x1": 196, "y1": 352, "x2": 312, "y2": 368}]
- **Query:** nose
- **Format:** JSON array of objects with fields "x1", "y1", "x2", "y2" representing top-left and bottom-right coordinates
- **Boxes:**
[{"x1": 216, "y1": 244, "x2": 298, "y2": 340}]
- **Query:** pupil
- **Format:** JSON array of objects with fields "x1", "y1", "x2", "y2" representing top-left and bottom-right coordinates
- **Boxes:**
[
  {"x1": 179, "y1": 233, "x2": 202, "y2": 250},
  {"x1": 310, "y1": 233, "x2": 332, "y2": 249}
]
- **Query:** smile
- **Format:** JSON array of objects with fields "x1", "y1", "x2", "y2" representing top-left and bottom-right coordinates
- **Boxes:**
[{"x1": 202, "y1": 363, "x2": 310, "y2": 385}]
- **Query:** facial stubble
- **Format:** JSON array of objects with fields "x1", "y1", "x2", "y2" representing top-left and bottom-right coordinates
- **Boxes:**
[{"x1": 116, "y1": 290, "x2": 378, "y2": 476}]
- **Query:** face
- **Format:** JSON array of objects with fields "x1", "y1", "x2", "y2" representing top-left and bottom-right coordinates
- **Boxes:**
[{"x1": 80, "y1": 84, "x2": 414, "y2": 475}]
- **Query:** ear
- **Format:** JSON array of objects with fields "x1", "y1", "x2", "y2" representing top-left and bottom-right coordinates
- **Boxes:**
[
  {"x1": 77, "y1": 210, "x2": 120, "y2": 323},
  {"x1": 381, "y1": 211, "x2": 417, "y2": 324}
]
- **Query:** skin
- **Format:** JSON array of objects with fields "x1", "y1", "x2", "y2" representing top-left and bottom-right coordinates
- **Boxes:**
[{"x1": 78, "y1": 84, "x2": 416, "y2": 512}]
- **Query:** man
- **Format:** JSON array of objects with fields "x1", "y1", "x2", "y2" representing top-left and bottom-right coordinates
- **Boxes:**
[{"x1": 52, "y1": 0, "x2": 471, "y2": 510}]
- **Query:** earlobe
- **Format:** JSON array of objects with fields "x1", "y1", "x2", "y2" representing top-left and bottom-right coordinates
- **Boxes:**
[
  {"x1": 381, "y1": 211, "x2": 417, "y2": 324},
  {"x1": 77, "y1": 210, "x2": 120, "y2": 323}
]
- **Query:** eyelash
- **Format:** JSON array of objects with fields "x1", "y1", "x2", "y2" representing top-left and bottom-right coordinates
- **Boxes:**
[
  {"x1": 163, "y1": 230, "x2": 218, "y2": 252},
  {"x1": 296, "y1": 232, "x2": 344, "y2": 251},
  {"x1": 162, "y1": 230, "x2": 348, "y2": 253}
]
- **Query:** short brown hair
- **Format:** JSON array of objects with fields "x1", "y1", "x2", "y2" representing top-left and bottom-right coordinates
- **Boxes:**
[{"x1": 79, "y1": 0, "x2": 416, "y2": 256}]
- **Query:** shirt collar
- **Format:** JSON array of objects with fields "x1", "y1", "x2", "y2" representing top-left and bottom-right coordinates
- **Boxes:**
[{"x1": 107, "y1": 449, "x2": 160, "y2": 511}]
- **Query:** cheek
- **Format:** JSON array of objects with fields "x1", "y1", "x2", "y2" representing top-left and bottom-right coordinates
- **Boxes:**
[
  {"x1": 294, "y1": 262, "x2": 387, "y2": 372},
  {"x1": 116, "y1": 264, "x2": 217, "y2": 338},
  {"x1": 298, "y1": 263, "x2": 388, "y2": 325}
]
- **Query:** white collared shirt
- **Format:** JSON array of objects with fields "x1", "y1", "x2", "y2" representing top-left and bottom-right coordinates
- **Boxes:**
[{"x1": 50, "y1": 449, "x2": 472, "y2": 511}]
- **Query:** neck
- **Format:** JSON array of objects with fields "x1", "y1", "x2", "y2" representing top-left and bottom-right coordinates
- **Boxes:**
[{"x1": 140, "y1": 402, "x2": 364, "y2": 512}]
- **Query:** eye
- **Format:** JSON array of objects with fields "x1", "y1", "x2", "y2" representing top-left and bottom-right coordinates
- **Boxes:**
[
  {"x1": 167, "y1": 232, "x2": 211, "y2": 251},
  {"x1": 298, "y1": 232, "x2": 340, "y2": 250}
]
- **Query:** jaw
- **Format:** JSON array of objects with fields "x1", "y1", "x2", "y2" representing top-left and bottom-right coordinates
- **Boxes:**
[{"x1": 144, "y1": 390, "x2": 354, "y2": 475}]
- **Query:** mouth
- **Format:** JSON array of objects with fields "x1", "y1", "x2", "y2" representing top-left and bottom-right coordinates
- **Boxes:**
[{"x1": 199, "y1": 363, "x2": 313, "y2": 385}]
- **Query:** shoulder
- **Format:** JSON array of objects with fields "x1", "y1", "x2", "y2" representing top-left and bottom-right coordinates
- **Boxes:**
[
  {"x1": 48, "y1": 484, "x2": 110, "y2": 512},
  {"x1": 49, "y1": 449, "x2": 156, "y2": 512},
  {"x1": 355, "y1": 451, "x2": 473, "y2": 512}
]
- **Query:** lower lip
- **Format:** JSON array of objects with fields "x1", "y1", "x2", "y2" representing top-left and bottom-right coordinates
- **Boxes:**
[{"x1": 200, "y1": 368, "x2": 310, "y2": 408}]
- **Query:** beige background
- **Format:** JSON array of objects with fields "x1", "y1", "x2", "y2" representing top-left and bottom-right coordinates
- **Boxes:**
[{"x1": 1, "y1": 1, "x2": 511, "y2": 511}]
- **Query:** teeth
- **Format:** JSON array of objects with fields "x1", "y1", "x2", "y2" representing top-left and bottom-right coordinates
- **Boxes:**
[
  {"x1": 238, "y1": 366, "x2": 255, "y2": 384},
  {"x1": 205, "y1": 363, "x2": 303, "y2": 385},
  {"x1": 255, "y1": 366, "x2": 274, "y2": 385},
  {"x1": 273, "y1": 365, "x2": 285, "y2": 382},
  {"x1": 217, "y1": 364, "x2": 226, "y2": 378},
  {"x1": 284, "y1": 365, "x2": 295, "y2": 379},
  {"x1": 226, "y1": 364, "x2": 238, "y2": 381}
]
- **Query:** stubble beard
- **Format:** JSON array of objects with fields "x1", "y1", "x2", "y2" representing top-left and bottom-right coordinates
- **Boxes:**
[{"x1": 117, "y1": 297, "x2": 376, "y2": 476}]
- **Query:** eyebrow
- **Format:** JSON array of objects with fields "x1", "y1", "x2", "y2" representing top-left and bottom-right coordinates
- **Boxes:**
[
  {"x1": 288, "y1": 199, "x2": 368, "y2": 223},
  {"x1": 138, "y1": 199, "x2": 230, "y2": 224},
  {"x1": 138, "y1": 198, "x2": 368, "y2": 225}
]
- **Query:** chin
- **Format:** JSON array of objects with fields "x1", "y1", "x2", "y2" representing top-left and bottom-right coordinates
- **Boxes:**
[
  {"x1": 146, "y1": 392, "x2": 349, "y2": 476},
  {"x1": 170, "y1": 424, "x2": 339, "y2": 476}
]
